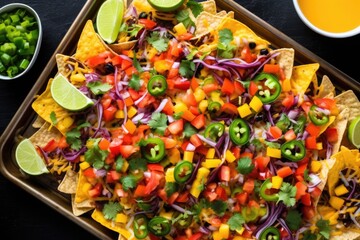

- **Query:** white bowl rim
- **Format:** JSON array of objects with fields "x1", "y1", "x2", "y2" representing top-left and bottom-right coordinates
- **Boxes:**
[
  {"x1": 0, "y1": 3, "x2": 43, "y2": 80},
  {"x1": 292, "y1": 0, "x2": 360, "y2": 38}
]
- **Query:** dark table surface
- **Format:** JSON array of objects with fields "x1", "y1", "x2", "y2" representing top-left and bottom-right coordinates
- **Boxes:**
[{"x1": 0, "y1": 0, "x2": 359, "y2": 239}]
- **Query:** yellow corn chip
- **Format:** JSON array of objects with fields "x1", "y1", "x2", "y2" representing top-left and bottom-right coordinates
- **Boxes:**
[
  {"x1": 74, "y1": 169, "x2": 91, "y2": 203},
  {"x1": 316, "y1": 75, "x2": 336, "y2": 98},
  {"x1": 75, "y1": 20, "x2": 107, "y2": 63},
  {"x1": 290, "y1": 63, "x2": 320, "y2": 94},
  {"x1": 200, "y1": 0, "x2": 217, "y2": 15},
  {"x1": 272, "y1": 48, "x2": 295, "y2": 80},
  {"x1": 335, "y1": 90, "x2": 360, "y2": 121},
  {"x1": 32, "y1": 78, "x2": 74, "y2": 135},
  {"x1": 91, "y1": 209, "x2": 132, "y2": 238},
  {"x1": 58, "y1": 169, "x2": 78, "y2": 194},
  {"x1": 71, "y1": 195, "x2": 94, "y2": 217},
  {"x1": 331, "y1": 108, "x2": 350, "y2": 154},
  {"x1": 31, "y1": 115, "x2": 46, "y2": 128},
  {"x1": 29, "y1": 121, "x2": 62, "y2": 147}
]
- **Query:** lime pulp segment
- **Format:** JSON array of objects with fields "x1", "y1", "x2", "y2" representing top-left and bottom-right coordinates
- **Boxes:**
[
  {"x1": 147, "y1": 0, "x2": 185, "y2": 12},
  {"x1": 348, "y1": 116, "x2": 360, "y2": 148},
  {"x1": 50, "y1": 73, "x2": 93, "y2": 111},
  {"x1": 15, "y1": 138, "x2": 49, "y2": 175}
]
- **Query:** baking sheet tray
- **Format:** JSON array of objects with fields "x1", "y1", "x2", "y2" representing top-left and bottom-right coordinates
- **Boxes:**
[{"x1": 1, "y1": 0, "x2": 360, "y2": 239}]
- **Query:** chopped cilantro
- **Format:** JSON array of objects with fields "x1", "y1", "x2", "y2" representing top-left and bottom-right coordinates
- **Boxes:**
[
  {"x1": 84, "y1": 138, "x2": 109, "y2": 169},
  {"x1": 173, "y1": 112, "x2": 184, "y2": 120},
  {"x1": 148, "y1": 112, "x2": 168, "y2": 135},
  {"x1": 147, "y1": 31, "x2": 169, "y2": 52},
  {"x1": 128, "y1": 157, "x2": 148, "y2": 172},
  {"x1": 186, "y1": 48, "x2": 198, "y2": 60},
  {"x1": 217, "y1": 28, "x2": 236, "y2": 58},
  {"x1": 316, "y1": 219, "x2": 331, "y2": 239},
  {"x1": 277, "y1": 182, "x2": 297, "y2": 207},
  {"x1": 66, "y1": 122, "x2": 90, "y2": 150},
  {"x1": 186, "y1": 0, "x2": 204, "y2": 17},
  {"x1": 227, "y1": 213, "x2": 245, "y2": 231},
  {"x1": 176, "y1": 9, "x2": 195, "y2": 29},
  {"x1": 183, "y1": 122, "x2": 197, "y2": 138},
  {"x1": 165, "y1": 182, "x2": 179, "y2": 197},
  {"x1": 102, "y1": 201, "x2": 123, "y2": 221},
  {"x1": 294, "y1": 115, "x2": 306, "y2": 134},
  {"x1": 219, "y1": 28, "x2": 233, "y2": 44},
  {"x1": 236, "y1": 157, "x2": 255, "y2": 175},
  {"x1": 209, "y1": 200, "x2": 228, "y2": 216},
  {"x1": 120, "y1": 175, "x2": 137, "y2": 191},
  {"x1": 115, "y1": 156, "x2": 124, "y2": 172},
  {"x1": 179, "y1": 59, "x2": 195, "y2": 79},
  {"x1": 129, "y1": 74, "x2": 141, "y2": 90},
  {"x1": 87, "y1": 81, "x2": 112, "y2": 95},
  {"x1": 120, "y1": 22, "x2": 143, "y2": 38},
  {"x1": 50, "y1": 111, "x2": 57, "y2": 125},
  {"x1": 132, "y1": 51, "x2": 143, "y2": 73},
  {"x1": 302, "y1": 231, "x2": 317, "y2": 240},
  {"x1": 264, "y1": 141, "x2": 281, "y2": 149},
  {"x1": 285, "y1": 210, "x2": 302, "y2": 231}
]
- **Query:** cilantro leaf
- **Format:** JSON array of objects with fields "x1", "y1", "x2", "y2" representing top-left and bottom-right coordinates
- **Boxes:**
[
  {"x1": 147, "y1": 32, "x2": 169, "y2": 52},
  {"x1": 132, "y1": 51, "x2": 143, "y2": 73},
  {"x1": 277, "y1": 182, "x2": 297, "y2": 207},
  {"x1": 285, "y1": 210, "x2": 302, "y2": 231},
  {"x1": 209, "y1": 200, "x2": 228, "y2": 216},
  {"x1": 87, "y1": 81, "x2": 112, "y2": 95},
  {"x1": 302, "y1": 231, "x2": 317, "y2": 240},
  {"x1": 186, "y1": 0, "x2": 203, "y2": 17},
  {"x1": 84, "y1": 138, "x2": 109, "y2": 169},
  {"x1": 228, "y1": 213, "x2": 245, "y2": 231},
  {"x1": 148, "y1": 112, "x2": 168, "y2": 135},
  {"x1": 102, "y1": 201, "x2": 122, "y2": 221},
  {"x1": 129, "y1": 74, "x2": 141, "y2": 90},
  {"x1": 236, "y1": 157, "x2": 255, "y2": 175},
  {"x1": 183, "y1": 122, "x2": 197, "y2": 138},
  {"x1": 50, "y1": 111, "x2": 57, "y2": 125},
  {"x1": 176, "y1": 9, "x2": 195, "y2": 29},
  {"x1": 217, "y1": 28, "x2": 236, "y2": 58},
  {"x1": 65, "y1": 122, "x2": 90, "y2": 150},
  {"x1": 316, "y1": 219, "x2": 331, "y2": 239},
  {"x1": 179, "y1": 60, "x2": 195, "y2": 79},
  {"x1": 120, "y1": 175, "x2": 137, "y2": 191},
  {"x1": 165, "y1": 182, "x2": 179, "y2": 197},
  {"x1": 128, "y1": 157, "x2": 148, "y2": 172},
  {"x1": 219, "y1": 29, "x2": 233, "y2": 44},
  {"x1": 115, "y1": 156, "x2": 124, "y2": 172}
]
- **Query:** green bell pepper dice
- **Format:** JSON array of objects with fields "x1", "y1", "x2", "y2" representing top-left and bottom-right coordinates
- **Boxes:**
[
  {"x1": 147, "y1": 216, "x2": 171, "y2": 236},
  {"x1": 281, "y1": 140, "x2": 306, "y2": 162},
  {"x1": 174, "y1": 160, "x2": 194, "y2": 184},
  {"x1": 253, "y1": 72, "x2": 282, "y2": 104},
  {"x1": 141, "y1": 138, "x2": 166, "y2": 163},
  {"x1": 308, "y1": 105, "x2": 329, "y2": 126},
  {"x1": 147, "y1": 74, "x2": 167, "y2": 96},
  {"x1": 259, "y1": 226, "x2": 281, "y2": 240},
  {"x1": 229, "y1": 118, "x2": 250, "y2": 145}
]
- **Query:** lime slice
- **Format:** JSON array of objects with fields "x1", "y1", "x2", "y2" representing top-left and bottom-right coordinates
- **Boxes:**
[
  {"x1": 96, "y1": 0, "x2": 124, "y2": 43},
  {"x1": 51, "y1": 73, "x2": 93, "y2": 111},
  {"x1": 15, "y1": 138, "x2": 49, "y2": 175},
  {"x1": 348, "y1": 116, "x2": 360, "y2": 148},
  {"x1": 147, "y1": 0, "x2": 185, "y2": 12}
]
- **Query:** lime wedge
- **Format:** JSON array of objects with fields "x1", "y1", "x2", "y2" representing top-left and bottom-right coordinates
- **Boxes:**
[
  {"x1": 96, "y1": 0, "x2": 124, "y2": 43},
  {"x1": 51, "y1": 73, "x2": 93, "y2": 111},
  {"x1": 15, "y1": 138, "x2": 49, "y2": 175},
  {"x1": 348, "y1": 116, "x2": 360, "y2": 148},
  {"x1": 147, "y1": 0, "x2": 185, "y2": 12}
]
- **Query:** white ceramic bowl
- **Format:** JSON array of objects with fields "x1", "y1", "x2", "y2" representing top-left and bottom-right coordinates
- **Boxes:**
[
  {"x1": 293, "y1": 0, "x2": 360, "y2": 38},
  {"x1": 0, "y1": 3, "x2": 42, "y2": 80}
]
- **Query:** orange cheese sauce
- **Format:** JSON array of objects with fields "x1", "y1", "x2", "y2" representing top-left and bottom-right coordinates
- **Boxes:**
[{"x1": 297, "y1": 0, "x2": 360, "y2": 33}]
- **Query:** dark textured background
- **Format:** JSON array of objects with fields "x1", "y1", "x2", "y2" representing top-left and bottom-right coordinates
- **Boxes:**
[{"x1": 0, "y1": 0, "x2": 359, "y2": 239}]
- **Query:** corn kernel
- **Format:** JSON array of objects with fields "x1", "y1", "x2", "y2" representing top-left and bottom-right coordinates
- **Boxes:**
[
  {"x1": 213, "y1": 231, "x2": 221, "y2": 240},
  {"x1": 183, "y1": 151, "x2": 194, "y2": 162},
  {"x1": 237, "y1": 104, "x2": 252, "y2": 118},
  {"x1": 121, "y1": 160, "x2": 129, "y2": 173},
  {"x1": 160, "y1": 211, "x2": 173, "y2": 220},
  {"x1": 194, "y1": 88, "x2": 206, "y2": 102},
  {"x1": 174, "y1": 102, "x2": 188, "y2": 113},
  {"x1": 282, "y1": 78, "x2": 292, "y2": 92},
  {"x1": 316, "y1": 142, "x2": 323, "y2": 150},
  {"x1": 70, "y1": 73, "x2": 86, "y2": 83},
  {"x1": 249, "y1": 95, "x2": 263, "y2": 112},
  {"x1": 219, "y1": 224, "x2": 230, "y2": 239},
  {"x1": 225, "y1": 150, "x2": 236, "y2": 163},
  {"x1": 168, "y1": 148, "x2": 181, "y2": 164},
  {"x1": 329, "y1": 196, "x2": 345, "y2": 210}
]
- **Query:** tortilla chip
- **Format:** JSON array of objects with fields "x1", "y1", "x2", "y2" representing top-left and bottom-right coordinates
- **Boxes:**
[
  {"x1": 91, "y1": 209, "x2": 132, "y2": 238},
  {"x1": 200, "y1": 0, "x2": 217, "y2": 15},
  {"x1": 330, "y1": 231, "x2": 360, "y2": 240},
  {"x1": 290, "y1": 63, "x2": 320, "y2": 94},
  {"x1": 215, "y1": 17, "x2": 270, "y2": 48},
  {"x1": 29, "y1": 121, "x2": 62, "y2": 147},
  {"x1": 331, "y1": 108, "x2": 350, "y2": 154},
  {"x1": 194, "y1": 11, "x2": 225, "y2": 36},
  {"x1": 317, "y1": 75, "x2": 336, "y2": 98},
  {"x1": 55, "y1": 54, "x2": 72, "y2": 77},
  {"x1": 131, "y1": 0, "x2": 156, "y2": 14},
  {"x1": 71, "y1": 195, "x2": 94, "y2": 216},
  {"x1": 32, "y1": 115, "x2": 46, "y2": 128},
  {"x1": 57, "y1": 169, "x2": 78, "y2": 194},
  {"x1": 74, "y1": 169, "x2": 91, "y2": 203},
  {"x1": 108, "y1": 40, "x2": 137, "y2": 54},
  {"x1": 272, "y1": 48, "x2": 295, "y2": 80},
  {"x1": 335, "y1": 90, "x2": 360, "y2": 122},
  {"x1": 75, "y1": 20, "x2": 107, "y2": 63},
  {"x1": 313, "y1": 158, "x2": 336, "y2": 207},
  {"x1": 31, "y1": 78, "x2": 74, "y2": 135}
]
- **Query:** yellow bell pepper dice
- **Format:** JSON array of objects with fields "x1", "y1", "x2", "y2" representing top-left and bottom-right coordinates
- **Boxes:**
[
  {"x1": 249, "y1": 95, "x2": 263, "y2": 112},
  {"x1": 282, "y1": 78, "x2": 292, "y2": 92},
  {"x1": 115, "y1": 213, "x2": 128, "y2": 223},
  {"x1": 165, "y1": 167, "x2": 176, "y2": 182},
  {"x1": 237, "y1": 103, "x2": 252, "y2": 118},
  {"x1": 183, "y1": 151, "x2": 194, "y2": 162},
  {"x1": 310, "y1": 160, "x2": 322, "y2": 173},
  {"x1": 206, "y1": 148, "x2": 216, "y2": 159},
  {"x1": 173, "y1": 22, "x2": 187, "y2": 35},
  {"x1": 219, "y1": 224, "x2": 230, "y2": 239},
  {"x1": 329, "y1": 196, "x2": 345, "y2": 210},
  {"x1": 266, "y1": 147, "x2": 281, "y2": 158},
  {"x1": 334, "y1": 184, "x2": 349, "y2": 196},
  {"x1": 79, "y1": 161, "x2": 91, "y2": 170},
  {"x1": 271, "y1": 176, "x2": 283, "y2": 189},
  {"x1": 202, "y1": 159, "x2": 222, "y2": 168},
  {"x1": 225, "y1": 150, "x2": 236, "y2": 163}
]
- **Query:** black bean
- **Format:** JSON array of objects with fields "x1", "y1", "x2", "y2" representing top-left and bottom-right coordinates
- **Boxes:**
[
  {"x1": 249, "y1": 42, "x2": 256, "y2": 49},
  {"x1": 139, "y1": 12, "x2": 148, "y2": 19},
  {"x1": 260, "y1": 48, "x2": 269, "y2": 55}
]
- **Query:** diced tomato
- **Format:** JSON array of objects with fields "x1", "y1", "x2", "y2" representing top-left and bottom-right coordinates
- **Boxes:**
[
  {"x1": 202, "y1": 83, "x2": 218, "y2": 94},
  {"x1": 128, "y1": 88, "x2": 140, "y2": 100},
  {"x1": 111, "y1": 55, "x2": 122, "y2": 66},
  {"x1": 109, "y1": 170, "x2": 121, "y2": 181},
  {"x1": 305, "y1": 123, "x2": 321, "y2": 137},
  {"x1": 325, "y1": 127, "x2": 338, "y2": 143},
  {"x1": 83, "y1": 167, "x2": 96, "y2": 178},
  {"x1": 190, "y1": 77, "x2": 199, "y2": 91},
  {"x1": 98, "y1": 138, "x2": 110, "y2": 150},
  {"x1": 182, "y1": 110, "x2": 196, "y2": 122},
  {"x1": 295, "y1": 163, "x2": 308, "y2": 176},
  {"x1": 121, "y1": 59, "x2": 132, "y2": 70},
  {"x1": 88, "y1": 183, "x2": 103, "y2": 198},
  {"x1": 167, "y1": 119, "x2": 184, "y2": 135},
  {"x1": 240, "y1": 45, "x2": 256, "y2": 63},
  {"x1": 189, "y1": 232, "x2": 203, "y2": 240},
  {"x1": 236, "y1": 192, "x2": 249, "y2": 205},
  {"x1": 301, "y1": 101, "x2": 312, "y2": 114},
  {"x1": 190, "y1": 134, "x2": 203, "y2": 148},
  {"x1": 118, "y1": 145, "x2": 138, "y2": 158},
  {"x1": 263, "y1": 64, "x2": 280, "y2": 74},
  {"x1": 277, "y1": 166, "x2": 293, "y2": 178},
  {"x1": 243, "y1": 178, "x2": 255, "y2": 193},
  {"x1": 295, "y1": 181, "x2": 308, "y2": 200},
  {"x1": 147, "y1": 163, "x2": 164, "y2": 172},
  {"x1": 301, "y1": 193, "x2": 312, "y2": 206},
  {"x1": 145, "y1": 171, "x2": 163, "y2": 195},
  {"x1": 176, "y1": 191, "x2": 189, "y2": 203},
  {"x1": 191, "y1": 114, "x2": 206, "y2": 129},
  {"x1": 268, "y1": 126, "x2": 282, "y2": 139},
  {"x1": 221, "y1": 78, "x2": 234, "y2": 95},
  {"x1": 302, "y1": 205, "x2": 316, "y2": 220},
  {"x1": 169, "y1": 41, "x2": 183, "y2": 57},
  {"x1": 234, "y1": 80, "x2": 245, "y2": 95},
  {"x1": 310, "y1": 186, "x2": 322, "y2": 199},
  {"x1": 134, "y1": 184, "x2": 148, "y2": 197},
  {"x1": 86, "y1": 54, "x2": 107, "y2": 68},
  {"x1": 282, "y1": 93, "x2": 294, "y2": 108},
  {"x1": 174, "y1": 79, "x2": 191, "y2": 90},
  {"x1": 305, "y1": 136, "x2": 318, "y2": 150},
  {"x1": 195, "y1": 145, "x2": 209, "y2": 156},
  {"x1": 284, "y1": 129, "x2": 296, "y2": 141},
  {"x1": 220, "y1": 102, "x2": 238, "y2": 115},
  {"x1": 314, "y1": 98, "x2": 336, "y2": 111},
  {"x1": 43, "y1": 139, "x2": 58, "y2": 152},
  {"x1": 248, "y1": 81, "x2": 258, "y2": 96},
  {"x1": 138, "y1": 18, "x2": 157, "y2": 29},
  {"x1": 176, "y1": 33, "x2": 193, "y2": 41},
  {"x1": 109, "y1": 138, "x2": 122, "y2": 155},
  {"x1": 215, "y1": 185, "x2": 227, "y2": 201},
  {"x1": 182, "y1": 92, "x2": 197, "y2": 107},
  {"x1": 160, "y1": 137, "x2": 177, "y2": 149},
  {"x1": 167, "y1": 192, "x2": 180, "y2": 205},
  {"x1": 57, "y1": 136, "x2": 69, "y2": 149},
  {"x1": 231, "y1": 146, "x2": 241, "y2": 159},
  {"x1": 219, "y1": 165, "x2": 231, "y2": 182},
  {"x1": 103, "y1": 105, "x2": 117, "y2": 122},
  {"x1": 101, "y1": 97, "x2": 112, "y2": 109},
  {"x1": 168, "y1": 68, "x2": 179, "y2": 79}
]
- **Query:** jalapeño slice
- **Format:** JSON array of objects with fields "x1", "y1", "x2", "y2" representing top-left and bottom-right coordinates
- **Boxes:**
[
  {"x1": 140, "y1": 138, "x2": 166, "y2": 163},
  {"x1": 308, "y1": 105, "x2": 329, "y2": 126},
  {"x1": 253, "y1": 73, "x2": 281, "y2": 104},
  {"x1": 147, "y1": 216, "x2": 171, "y2": 236},
  {"x1": 174, "y1": 160, "x2": 194, "y2": 183},
  {"x1": 204, "y1": 122, "x2": 225, "y2": 141},
  {"x1": 133, "y1": 214, "x2": 149, "y2": 239},
  {"x1": 229, "y1": 119, "x2": 250, "y2": 145},
  {"x1": 148, "y1": 74, "x2": 167, "y2": 96},
  {"x1": 281, "y1": 140, "x2": 306, "y2": 162},
  {"x1": 259, "y1": 226, "x2": 281, "y2": 240}
]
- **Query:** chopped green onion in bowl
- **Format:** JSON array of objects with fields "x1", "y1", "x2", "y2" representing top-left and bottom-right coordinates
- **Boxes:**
[{"x1": 0, "y1": 3, "x2": 42, "y2": 80}]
